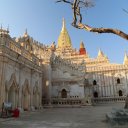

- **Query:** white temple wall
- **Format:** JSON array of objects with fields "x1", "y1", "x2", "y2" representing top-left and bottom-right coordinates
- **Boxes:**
[
  {"x1": 0, "y1": 56, "x2": 42, "y2": 110},
  {"x1": 52, "y1": 69, "x2": 71, "y2": 79},
  {"x1": 89, "y1": 70, "x2": 128, "y2": 98},
  {"x1": 52, "y1": 85, "x2": 60, "y2": 98},
  {"x1": 70, "y1": 84, "x2": 84, "y2": 98},
  {"x1": 52, "y1": 84, "x2": 84, "y2": 98}
]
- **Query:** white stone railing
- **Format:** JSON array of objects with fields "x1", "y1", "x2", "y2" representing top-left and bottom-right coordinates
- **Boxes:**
[
  {"x1": 42, "y1": 98, "x2": 82, "y2": 105},
  {"x1": 87, "y1": 65, "x2": 128, "y2": 72},
  {"x1": 42, "y1": 97, "x2": 125, "y2": 106},
  {"x1": 93, "y1": 96, "x2": 126, "y2": 103}
]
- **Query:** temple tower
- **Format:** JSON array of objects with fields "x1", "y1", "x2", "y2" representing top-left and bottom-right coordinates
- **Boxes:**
[
  {"x1": 79, "y1": 41, "x2": 86, "y2": 55},
  {"x1": 123, "y1": 52, "x2": 128, "y2": 65},
  {"x1": 57, "y1": 18, "x2": 72, "y2": 48}
]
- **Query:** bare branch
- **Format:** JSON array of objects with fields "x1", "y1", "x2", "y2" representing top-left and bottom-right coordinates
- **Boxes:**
[
  {"x1": 56, "y1": 0, "x2": 73, "y2": 5},
  {"x1": 77, "y1": 23, "x2": 128, "y2": 40},
  {"x1": 123, "y1": 8, "x2": 128, "y2": 15},
  {"x1": 79, "y1": 0, "x2": 94, "y2": 8},
  {"x1": 56, "y1": 0, "x2": 128, "y2": 41}
]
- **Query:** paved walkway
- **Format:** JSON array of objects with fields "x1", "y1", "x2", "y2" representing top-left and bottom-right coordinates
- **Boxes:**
[{"x1": 0, "y1": 103, "x2": 127, "y2": 128}]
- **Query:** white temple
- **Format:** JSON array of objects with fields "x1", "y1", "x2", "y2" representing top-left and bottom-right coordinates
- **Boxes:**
[{"x1": 0, "y1": 19, "x2": 128, "y2": 110}]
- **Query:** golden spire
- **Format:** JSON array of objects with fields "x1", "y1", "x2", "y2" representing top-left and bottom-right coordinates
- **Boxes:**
[
  {"x1": 57, "y1": 18, "x2": 72, "y2": 48},
  {"x1": 80, "y1": 41, "x2": 85, "y2": 49},
  {"x1": 62, "y1": 18, "x2": 66, "y2": 32},
  {"x1": 123, "y1": 51, "x2": 128, "y2": 65},
  {"x1": 23, "y1": 28, "x2": 28, "y2": 37},
  {"x1": 97, "y1": 49, "x2": 104, "y2": 58}
]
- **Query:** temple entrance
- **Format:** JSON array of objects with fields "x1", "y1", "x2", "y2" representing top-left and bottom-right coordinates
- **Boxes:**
[
  {"x1": 93, "y1": 91, "x2": 98, "y2": 98},
  {"x1": 23, "y1": 89, "x2": 30, "y2": 111},
  {"x1": 33, "y1": 93, "x2": 39, "y2": 109},
  {"x1": 22, "y1": 80, "x2": 30, "y2": 111},
  {"x1": 119, "y1": 90, "x2": 123, "y2": 96},
  {"x1": 61, "y1": 89, "x2": 67, "y2": 98},
  {"x1": 23, "y1": 90, "x2": 30, "y2": 111},
  {"x1": 8, "y1": 84, "x2": 17, "y2": 108},
  {"x1": 33, "y1": 83, "x2": 40, "y2": 109}
]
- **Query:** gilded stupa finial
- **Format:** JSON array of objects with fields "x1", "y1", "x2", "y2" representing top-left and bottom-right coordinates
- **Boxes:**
[
  {"x1": 98, "y1": 48, "x2": 104, "y2": 57},
  {"x1": 24, "y1": 28, "x2": 28, "y2": 37},
  {"x1": 124, "y1": 51, "x2": 128, "y2": 65},
  {"x1": 57, "y1": 18, "x2": 72, "y2": 48},
  {"x1": 80, "y1": 41, "x2": 85, "y2": 49},
  {"x1": 62, "y1": 18, "x2": 66, "y2": 31}
]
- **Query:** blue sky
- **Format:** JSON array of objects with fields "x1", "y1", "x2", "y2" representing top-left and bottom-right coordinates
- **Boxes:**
[{"x1": 0, "y1": 0, "x2": 128, "y2": 63}]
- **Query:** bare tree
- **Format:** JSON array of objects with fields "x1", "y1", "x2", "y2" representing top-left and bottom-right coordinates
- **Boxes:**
[
  {"x1": 56, "y1": 0, "x2": 128, "y2": 40},
  {"x1": 123, "y1": 8, "x2": 128, "y2": 15}
]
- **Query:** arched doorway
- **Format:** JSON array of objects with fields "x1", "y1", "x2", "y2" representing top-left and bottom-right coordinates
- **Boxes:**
[
  {"x1": 33, "y1": 86, "x2": 40, "y2": 109},
  {"x1": 8, "y1": 82, "x2": 18, "y2": 109},
  {"x1": 119, "y1": 90, "x2": 123, "y2": 96},
  {"x1": 93, "y1": 91, "x2": 98, "y2": 98},
  {"x1": 23, "y1": 89, "x2": 30, "y2": 111},
  {"x1": 7, "y1": 73, "x2": 19, "y2": 109},
  {"x1": 93, "y1": 80, "x2": 97, "y2": 85},
  {"x1": 117, "y1": 78, "x2": 120, "y2": 84},
  {"x1": 33, "y1": 93, "x2": 39, "y2": 109},
  {"x1": 8, "y1": 84, "x2": 16, "y2": 108},
  {"x1": 22, "y1": 80, "x2": 30, "y2": 111},
  {"x1": 61, "y1": 89, "x2": 67, "y2": 98}
]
